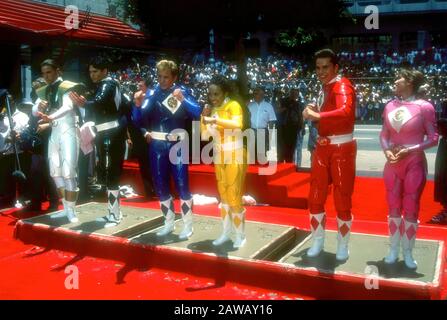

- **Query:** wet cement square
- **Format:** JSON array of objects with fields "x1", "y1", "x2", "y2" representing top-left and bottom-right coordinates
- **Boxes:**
[{"x1": 280, "y1": 231, "x2": 442, "y2": 284}]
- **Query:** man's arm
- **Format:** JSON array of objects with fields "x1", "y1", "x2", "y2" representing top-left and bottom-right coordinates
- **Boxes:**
[
  {"x1": 266, "y1": 102, "x2": 277, "y2": 121},
  {"x1": 83, "y1": 82, "x2": 115, "y2": 111},
  {"x1": 319, "y1": 82, "x2": 355, "y2": 121},
  {"x1": 45, "y1": 94, "x2": 74, "y2": 121}
]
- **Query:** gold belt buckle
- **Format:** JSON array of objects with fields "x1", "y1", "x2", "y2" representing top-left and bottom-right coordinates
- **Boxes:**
[{"x1": 317, "y1": 136, "x2": 329, "y2": 146}]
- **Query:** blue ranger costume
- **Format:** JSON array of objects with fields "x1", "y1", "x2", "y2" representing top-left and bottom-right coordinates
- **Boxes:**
[{"x1": 135, "y1": 83, "x2": 201, "y2": 239}]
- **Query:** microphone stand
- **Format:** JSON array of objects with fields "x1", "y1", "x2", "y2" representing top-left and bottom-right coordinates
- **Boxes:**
[{"x1": 2, "y1": 91, "x2": 27, "y2": 182}]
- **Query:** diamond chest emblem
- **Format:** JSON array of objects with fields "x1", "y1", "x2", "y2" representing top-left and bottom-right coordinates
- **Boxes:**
[
  {"x1": 162, "y1": 94, "x2": 181, "y2": 114},
  {"x1": 388, "y1": 106, "x2": 413, "y2": 133}
]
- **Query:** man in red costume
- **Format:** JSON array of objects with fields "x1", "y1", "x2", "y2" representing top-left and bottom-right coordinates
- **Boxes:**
[{"x1": 303, "y1": 49, "x2": 357, "y2": 261}]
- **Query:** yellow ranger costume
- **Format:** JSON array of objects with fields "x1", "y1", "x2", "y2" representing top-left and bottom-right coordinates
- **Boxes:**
[{"x1": 202, "y1": 98, "x2": 248, "y2": 248}]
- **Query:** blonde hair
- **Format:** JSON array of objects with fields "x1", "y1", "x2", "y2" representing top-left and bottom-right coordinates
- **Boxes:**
[{"x1": 156, "y1": 60, "x2": 179, "y2": 78}]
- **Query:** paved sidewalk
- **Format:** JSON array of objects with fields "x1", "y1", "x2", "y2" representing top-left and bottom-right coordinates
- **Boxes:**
[{"x1": 298, "y1": 125, "x2": 438, "y2": 179}]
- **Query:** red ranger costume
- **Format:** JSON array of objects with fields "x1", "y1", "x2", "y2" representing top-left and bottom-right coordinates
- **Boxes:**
[{"x1": 307, "y1": 76, "x2": 357, "y2": 261}]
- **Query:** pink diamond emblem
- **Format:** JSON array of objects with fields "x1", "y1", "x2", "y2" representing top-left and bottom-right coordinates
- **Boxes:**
[
  {"x1": 405, "y1": 225, "x2": 416, "y2": 240},
  {"x1": 339, "y1": 223, "x2": 350, "y2": 237},
  {"x1": 389, "y1": 221, "x2": 398, "y2": 235}
]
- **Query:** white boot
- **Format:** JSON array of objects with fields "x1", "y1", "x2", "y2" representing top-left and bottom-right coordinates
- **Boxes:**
[
  {"x1": 51, "y1": 198, "x2": 68, "y2": 219},
  {"x1": 384, "y1": 216, "x2": 402, "y2": 264},
  {"x1": 213, "y1": 204, "x2": 232, "y2": 246},
  {"x1": 336, "y1": 217, "x2": 352, "y2": 261},
  {"x1": 179, "y1": 198, "x2": 193, "y2": 240},
  {"x1": 401, "y1": 219, "x2": 418, "y2": 269},
  {"x1": 51, "y1": 188, "x2": 66, "y2": 219},
  {"x1": 64, "y1": 189, "x2": 79, "y2": 223},
  {"x1": 65, "y1": 200, "x2": 79, "y2": 224},
  {"x1": 97, "y1": 190, "x2": 122, "y2": 228},
  {"x1": 157, "y1": 197, "x2": 175, "y2": 236},
  {"x1": 307, "y1": 212, "x2": 326, "y2": 257},
  {"x1": 232, "y1": 209, "x2": 246, "y2": 249}
]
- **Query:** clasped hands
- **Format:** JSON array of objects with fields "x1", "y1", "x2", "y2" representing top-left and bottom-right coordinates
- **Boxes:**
[
  {"x1": 302, "y1": 103, "x2": 321, "y2": 121},
  {"x1": 385, "y1": 148, "x2": 410, "y2": 164}
]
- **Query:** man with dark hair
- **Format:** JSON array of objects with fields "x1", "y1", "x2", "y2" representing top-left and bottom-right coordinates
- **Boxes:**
[
  {"x1": 314, "y1": 48, "x2": 339, "y2": 66},
  {"x1": 27, "y1": 59, "x2": 63, "y2": 211},
  {"x1": 303, "y1": 49, "x2": 357, "y2": 261},
  {"x1": 70, "y1": 56, "x2": 126, "y2": 227},
  {"x1": 37, "y1": 81, "x2": 86, "y2": 223}
]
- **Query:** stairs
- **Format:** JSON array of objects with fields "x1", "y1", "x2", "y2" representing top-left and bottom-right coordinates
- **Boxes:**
[{"x1": 121, "y1": 161, "x2": 310, "y2": 209}]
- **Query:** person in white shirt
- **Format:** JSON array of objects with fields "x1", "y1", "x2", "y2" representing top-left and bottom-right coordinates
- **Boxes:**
[
  {"x1": 247, "y1": 87, "x2": 277, "y2": 162},
  {"x1": 0, "y1": 95, "x2": 29, "y2": 207}
]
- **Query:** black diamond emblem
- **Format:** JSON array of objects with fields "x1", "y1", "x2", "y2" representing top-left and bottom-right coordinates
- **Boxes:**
[
  {"x1": 181, "y1": 202, "x2": 190, "y2": 214},
  {"x1": 161, "y1": 204, "x2": 169, "y2": 216},
  {"x1": 108, "y1": 192, "x2": 117, "y2": 205}
]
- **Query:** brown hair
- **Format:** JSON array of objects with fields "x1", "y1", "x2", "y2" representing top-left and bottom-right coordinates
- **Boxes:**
[
  {"x1": 156, "y1": 60, "x2": 179, "y2": 78},
  {"x1": 314, "y1": 49, "x2": 339, "y2": 66},
  {"x1": 40, "y1": 59, "x2": 60, "y2": 70},
  {"x1": 398, "y1": 69, "x2": 427, "y2": 98}
]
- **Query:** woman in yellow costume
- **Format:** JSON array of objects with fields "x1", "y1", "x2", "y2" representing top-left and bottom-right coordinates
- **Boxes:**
[{"x1": 202, "y1": 75, "x2": 248, "y2": 248}]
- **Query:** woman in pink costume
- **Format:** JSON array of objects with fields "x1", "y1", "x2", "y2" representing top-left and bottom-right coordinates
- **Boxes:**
[{"x1": 380, "y1": 69, "x2": 438, "y2": 269}]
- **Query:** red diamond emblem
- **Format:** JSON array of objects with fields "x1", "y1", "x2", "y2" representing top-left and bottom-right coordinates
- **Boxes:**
[
  {"x1": 389, "y1": 220, "x2": 398, "y2": 235},
  {"x1": 311, "y1": 217, "x2": 320, "y2": 231},
  {"x1": 339, "y1": 223, "x2": 350, "y2": 237}
]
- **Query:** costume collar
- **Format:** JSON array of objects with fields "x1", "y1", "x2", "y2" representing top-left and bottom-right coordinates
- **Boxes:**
[
  {"x1": 401, "y1": 95, "x2": 416, "y2": 102},
  {"x1": 48, "y1": 77, "x2": 63, "y2": 87},
  {"x1": 217, "y1": 97, "x2": 231, "y2": 108},
  {"x1": 324, "y1": 75, "x2": 341, "y2": 87}
]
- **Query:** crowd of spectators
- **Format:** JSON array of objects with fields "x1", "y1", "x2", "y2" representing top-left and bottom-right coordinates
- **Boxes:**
[{"x1": 112, "y1": 47, "x2": 447, "y2": 125}]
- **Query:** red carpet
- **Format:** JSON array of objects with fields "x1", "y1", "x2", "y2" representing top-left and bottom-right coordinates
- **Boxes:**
[{"x1": 1, "y1": 163, "x2": 446, "y2": 299}]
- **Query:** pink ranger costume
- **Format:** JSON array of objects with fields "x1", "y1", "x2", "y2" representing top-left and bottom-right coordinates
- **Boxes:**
[{"x1": 380, "y1": 97, "x2": 438, "y2": 269}]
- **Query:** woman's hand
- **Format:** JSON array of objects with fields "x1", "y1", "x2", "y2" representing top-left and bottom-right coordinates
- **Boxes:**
[
  {"x1": 385, "y1": 149, "x2": 398, "y2": 163},
  {"x1": 202, "y1": 104, "x2": 212, "y2": 117},
  {"x1": 203, "y1": 116, "x2": 217, "y2": 125}
]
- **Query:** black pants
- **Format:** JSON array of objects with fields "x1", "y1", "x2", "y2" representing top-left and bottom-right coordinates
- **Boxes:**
[
  {"x1": 96, "y1": 128, "x2": 126, "y2": 190},
  {"x1": 29, "y1": 153, "x2": 59, "y2": 206},
  {"x1": 435, "y1": 137, "x2": 447, "y2": 205},
  {"x1": 78, "y1": 149, "x2": 94, "y2": 200},
  {"x1": 129, "y1": 124, "x2": 154, "y2": 197}
]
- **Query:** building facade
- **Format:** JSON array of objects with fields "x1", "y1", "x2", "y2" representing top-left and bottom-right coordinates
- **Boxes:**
[
  {"x1": 31, "y1": 0, "x2": 125, "y2": 19},
  {"x1": 333, "y1": 0, "x2": 447, "y2": 51}
]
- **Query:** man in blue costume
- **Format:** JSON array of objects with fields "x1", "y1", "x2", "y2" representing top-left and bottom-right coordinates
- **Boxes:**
[{"x1": 135, "y1": 60, "x2": 202, "y2": 239}]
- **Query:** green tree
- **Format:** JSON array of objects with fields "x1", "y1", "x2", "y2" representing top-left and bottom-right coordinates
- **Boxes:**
[{"x1": 123, "y1": 0, "x2": 352, "y2": 99}]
